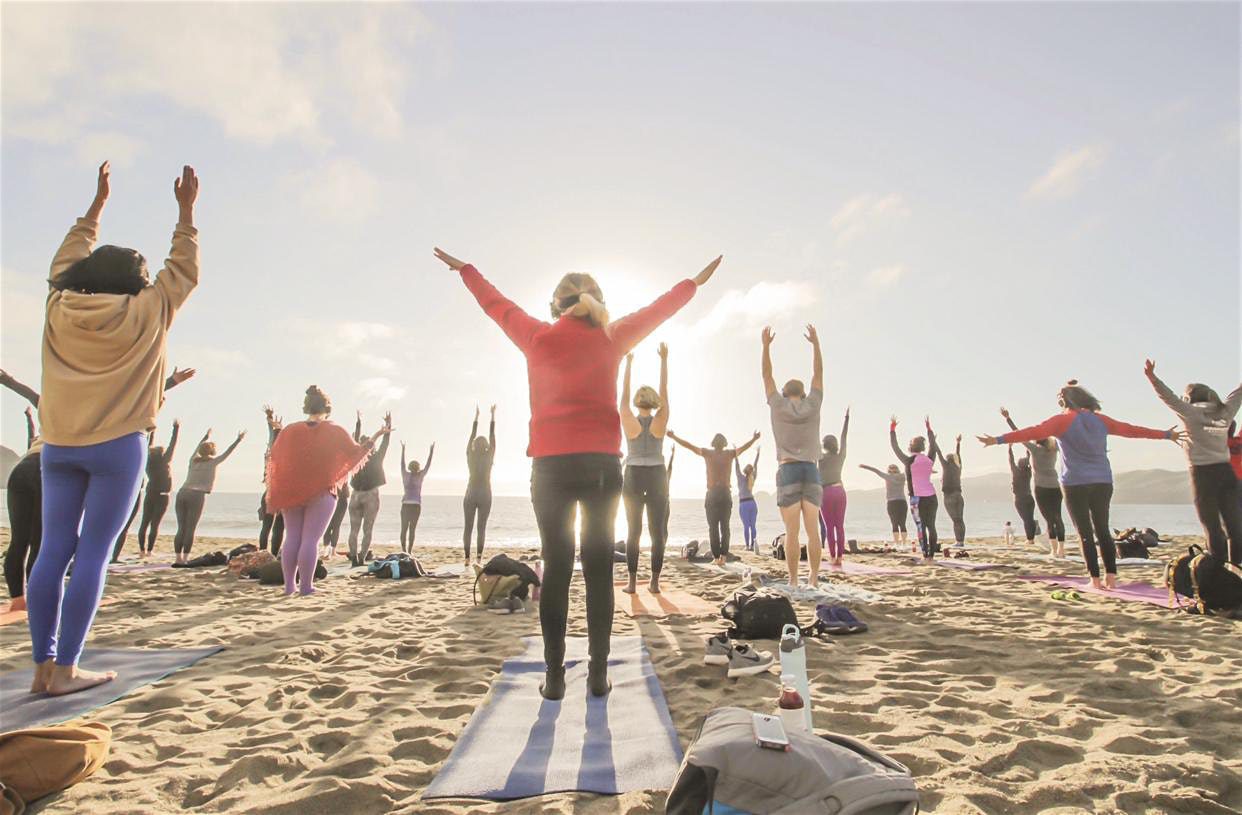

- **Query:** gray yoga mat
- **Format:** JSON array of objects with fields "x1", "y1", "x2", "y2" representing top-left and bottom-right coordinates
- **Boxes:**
[
  {"x1": 0, "y1": 647, "x2": 223, "y2": 733},
  {"x1": 423, "y1": 635, "x2": 682, "y2": 801}
]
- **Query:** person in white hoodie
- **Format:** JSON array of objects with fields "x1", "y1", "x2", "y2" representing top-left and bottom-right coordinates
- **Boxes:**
[
  {"x1": 1145, "y1": 360, "x2": 1242, "y2": 565},
  {"x1": 28, "y1": 161, "x2": 199, "y2": 697}
]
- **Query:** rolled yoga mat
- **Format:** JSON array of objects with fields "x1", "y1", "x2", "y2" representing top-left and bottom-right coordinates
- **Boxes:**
[
  {"x1": 423, "y1": 635, "x2": 682, "y2": 801},
  {"x1": 0, "y1": 647, "x2": 223, "y2": 733}
]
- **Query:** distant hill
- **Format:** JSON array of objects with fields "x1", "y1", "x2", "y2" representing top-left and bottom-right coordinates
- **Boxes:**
[
  {"x1": 0, "y1": 445, "x2": 18, "y2": 483},
  {"x1": 849, "y1": 468, "x2": 1192, "y2": 505}
]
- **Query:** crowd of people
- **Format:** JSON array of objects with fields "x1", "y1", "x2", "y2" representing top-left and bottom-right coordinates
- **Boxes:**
[{"x1": 3, "y1": 161, "x2": 1240, "y2": 701}]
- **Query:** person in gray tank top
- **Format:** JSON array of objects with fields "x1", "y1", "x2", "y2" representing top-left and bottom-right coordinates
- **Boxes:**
[
  {"x1": 859, "y1": 463, "x2": 909, "y2": 548},
  {"x1": 1001, "y1": 407, "x2": 1066, "y2": 557},
  {"x1": 173, "y1": 428, "x2": 245, "y2": 564},
  {"x1": 620, "y1": 344, "x2": 670, "y2": 594},
  {"x1": 761, "y1": 324, "x2": 825, "y2": 588}
]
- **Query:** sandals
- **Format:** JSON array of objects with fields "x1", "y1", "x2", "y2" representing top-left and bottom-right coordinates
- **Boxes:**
[{"x1": 1050, "y1": 590, "x2": 1082, "y2": 602}]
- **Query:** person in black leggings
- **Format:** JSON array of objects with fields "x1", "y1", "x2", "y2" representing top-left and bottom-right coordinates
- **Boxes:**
[
  {"x1": 463, "y1": 405, "x2": 496, "y2": 564},
  {"x1": 934, "y1": 435, "x2": 966, "y2": 547},
  {"x1": 1001, "y1": 407, "x2": 1066, "y2": 557},
  {"x1": 322, "y1": 483, "x2": 350, "y2": 558},
  {"x1": 3, "y1": 402, "x2": 41, "y2": 612},
  {"x1": 258, "y1": 406, "x2": 285, "y2": 555},
  {"x1": 1008, "y1": 447, "x2": 1039, "y2": 544},
  {"x1": 620, "y1": 345, "x2": 670, "y2": 594},
  {"x1": 134, "y1": 421, "x2": 179, "y2": 557}
]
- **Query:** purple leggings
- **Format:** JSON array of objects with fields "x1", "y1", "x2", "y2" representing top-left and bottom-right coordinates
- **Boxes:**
[
  {"x1": 281, "y1": 491, "x2": 337, "y2": 595},
  {"x1": 819, "y1": 484, "x2": 848, "y2": 559}
]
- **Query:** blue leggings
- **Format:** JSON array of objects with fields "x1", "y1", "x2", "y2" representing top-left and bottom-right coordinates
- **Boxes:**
[
  {"x1": 738, "y1": 498, "x2": 758, "y2": 550},
  {"x1": 28, "y1": 433, "x2": 146, "y2": 666}
]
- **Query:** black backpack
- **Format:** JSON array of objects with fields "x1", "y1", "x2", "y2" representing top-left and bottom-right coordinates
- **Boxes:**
[
  {"x1": 769, "y1": 534, "x2": 807, "y2": 562},
  {"x1": 1165, "y1": 545, "x2": 1242, "y2": 614},
  {"x1": 228, "y1": 543, "x2": 258, "y2": 559},
  {"x1": 721, "y1": 587, "x2": 799, "y2": 640},
  {"x1": 1115, "y1": 531, "x2": 1150, "y2": 560},
  {"x1": 472, "y1": 554, "x2": 541, "y2": 603}
]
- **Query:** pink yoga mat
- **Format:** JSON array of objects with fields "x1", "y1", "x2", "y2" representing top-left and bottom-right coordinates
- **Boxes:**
[
  {"x1": 107, "y1": 562, "x2": 173, "y2": 574},
  {"x1": 1018, "y1": 576, "x2": 1177, "y2": 607},
  {"x1": 828, "y1": 562, "x2": 912, "y2": 576},
  {"x1": 615, "y1": 584, "x2": 717, "y2": 617}
]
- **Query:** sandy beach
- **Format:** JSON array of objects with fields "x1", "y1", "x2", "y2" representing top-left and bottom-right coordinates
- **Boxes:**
[{"x1": 1, "y1": 529, "x2": 1240, "y2": 815}]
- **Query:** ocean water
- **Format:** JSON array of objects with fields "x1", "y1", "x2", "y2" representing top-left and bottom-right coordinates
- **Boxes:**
[{"x1": 0, "y1": 490, "x2": 1203, "y2": 551}]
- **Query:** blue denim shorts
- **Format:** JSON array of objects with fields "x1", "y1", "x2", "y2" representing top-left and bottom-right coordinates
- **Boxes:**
[{"x1": 775, "y1": 461, "x2": 822, "y2": 508}]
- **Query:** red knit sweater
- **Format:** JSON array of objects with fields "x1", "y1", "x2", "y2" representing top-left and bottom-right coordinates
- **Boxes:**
[
  {"x1": 459, "y1": 264, "x2": 696, "y2": 458},
  {"x1": 265, "y1": 420, "x2": 372, "y2": 513}
]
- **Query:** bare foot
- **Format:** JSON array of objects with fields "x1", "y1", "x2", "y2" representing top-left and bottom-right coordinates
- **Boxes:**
[
  {"x1": 46, "y1": 664, "x2": 117, "y2": 696},
  {"x1": 622, "y1": 576, "x2": 637, "y2": 594},
  {"x1": 8, "y1": 596, "x2": 27, "y2": 613},
  {"x1": 648, "y1": 577, "x2": 661, "y2": 594},
  {"x1": 30, "y1": 660, "x2": 53, "y2": 693},
  {"x1": 1104, "y1": 574, "x2": 1117, "y2": 590},
  {"x1": 1090, "y1": 576, "x2": 1104, "y2": 590},
  {"x1": 299, "y1": 588, "x2": 316, "y2": 597}
]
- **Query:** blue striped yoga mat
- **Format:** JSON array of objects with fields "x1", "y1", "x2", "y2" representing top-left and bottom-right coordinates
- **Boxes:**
[{"x1": 424, "y1": 635, "x2": 682, "y2": 801}]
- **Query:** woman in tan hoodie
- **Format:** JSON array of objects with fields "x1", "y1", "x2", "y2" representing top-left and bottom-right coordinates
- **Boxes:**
[{"x1": 29, "y1": 162, "x2": 200, "y2": 697}]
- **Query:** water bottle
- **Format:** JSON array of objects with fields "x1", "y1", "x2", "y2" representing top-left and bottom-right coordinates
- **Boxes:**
[
  {"x1": 777, "y1": 674, "x2": 806, "y2": 734},
  {"x1": 778, "y1": 624, "x2": 812, "y2": 732}
]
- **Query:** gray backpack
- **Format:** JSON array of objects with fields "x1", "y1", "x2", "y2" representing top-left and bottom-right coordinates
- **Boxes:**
[{"x1": 665, "y1": 707, "x2": 919, "y2": 815}]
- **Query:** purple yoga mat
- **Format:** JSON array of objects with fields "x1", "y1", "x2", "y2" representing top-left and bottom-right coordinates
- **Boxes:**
[
  {"x1": 1017, "y1": 575, "x2": 1176, "y2": 607},
  {"x1": 107, "y1": 562, "x2": 173, "y2": 574}
]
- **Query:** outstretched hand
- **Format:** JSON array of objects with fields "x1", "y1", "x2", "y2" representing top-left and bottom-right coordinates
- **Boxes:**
[
  {"x1": 174, "y1": 165, "x2": 198, "y2": 213},
  {"x1": 999, "y1": 406, "x2": 1009, "y2": 418},
  {"x1": 804, "y1": 324, "x2": 819, "y2": 345},
  {"x1": 86, "y1": 161, "x2": 111, "y2": 220},
  {"x1": 761, "y1": 326, "x2": 775, "y2": 347},
  {"x1": 1144, "y1": 359, "x2": 1157, "y2": 380},
  {"x1": 1167, "y1": 427, "x2": 1187, "y2": 446},
  {"x1": 433, "y1": 248, "x2": 467, "y2": 271},
  {"x1": 976, "y1": 434, "x2": 999, "y2": 447},
  {"x1": 751, "y1": 430, "x2": 761, "y2": 442},
  {"x1": 657, "y1": 342, "x2": 668, "y2": 359},
  {"x1": 490, "y1": 404, "x2": 496, "y2": 418},
  {"x1": 693, "y1": 255, "x2": 722, "y2": 287},
  {"x1": 170, "y1": 367, "x2": 196, "y2": 385}
]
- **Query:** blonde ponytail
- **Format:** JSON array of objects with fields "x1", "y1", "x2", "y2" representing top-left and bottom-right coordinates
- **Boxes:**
[{"x1": 551, "y1": 273, "x2": 610, "y2": 328}]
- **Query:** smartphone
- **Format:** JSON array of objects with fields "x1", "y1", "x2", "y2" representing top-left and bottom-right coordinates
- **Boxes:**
[{"x1": 752, "y1": 713, "x2": 791, "y2": 752}]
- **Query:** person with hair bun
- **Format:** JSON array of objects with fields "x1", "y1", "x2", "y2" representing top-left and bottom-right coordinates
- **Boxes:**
[
  {"x1": 29, "y1": 160, "x2": 200, "y2": 696},
  {"x1": 266, "y1": 386, "x2": 388, "y2": 595},
  {"x1": 619, "y1": 343, "x2": 671, "y2": 593},
  {"x1": 978, "y1": 379, "x2": 1185, "y2": 588},
  {"x1": 434, "y1": 246, "x2": 718, "y2": 700}
]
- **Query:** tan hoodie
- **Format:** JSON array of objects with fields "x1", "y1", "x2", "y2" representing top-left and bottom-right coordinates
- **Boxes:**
[{"x1": 39, "y1": 218, "x2": 199, "y2": 446}]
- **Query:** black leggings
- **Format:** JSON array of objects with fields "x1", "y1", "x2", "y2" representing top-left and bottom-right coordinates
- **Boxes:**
[
  {"x1": 914, "y1": 494, "x2": 939, "y2": 557},
  {"x1": 532, "y1": 454, "x2": 622, "y2": 669},
  {"x1": 323, "y1": 487, "x2": 349, "y2": 549},
  {"x1": 886, "y1": 499, "x2": 907, "y2": 533},
  {"x1": 401, "y1": 503, "x2": 423, "y2": 551},
  {"x1": 1191, "y1": 463, "x2": 1242, "y2": 565},
  {"x1": 1063, "y1": 482, "x2": 1115, "y2": 577},
  {"x1": 623, "y1": 465, "x2": 669, "y2": 577},
  {"x1": 1014, "y1": 493, "x2": 1038, "y2": 541},
  {"x1": 1034, "y1": 486, "x2": 1066, "y2": 542},
  {"x1": 705, "y1": 486, "x2": 733, "y2": 559},
  {"x1": 137, "y1": 491, "x2": 170, "y2": 553},
  {"x1": 173, "y1": 489, "x2": 207, "y2": 556},
  {"x1": 4, "y1": 454, "x2": 41, "y2": 599},
  {"x1": 942, "y1": 491, "x2": 965, "y2": 543},
  {"x1": 463, "y1": 486, "x2": 493, "y2": 559},
  {"x1": 259, "y1": 511, "x2": 285, "y2": 556}
]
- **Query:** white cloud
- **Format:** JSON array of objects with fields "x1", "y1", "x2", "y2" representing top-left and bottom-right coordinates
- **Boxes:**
[
  {"x1": 1025, "y1": 145, "x2": 1108, "y2": 200},
  {"x1": 690, "y1": 281, "x2": 819, "y2": 338},
  {"x1": 336, "y1": 321, "x2": 397, "y2": 346},
  {"x1": 289, "y1": 158, "x2": 381, "y2": 222},
  {"x1": 356, "y1": 377, "x2": 407, "y2": 406},
  {"x1": 829, "y1": 193, "x2": 910, "y2": 247},
  {"x1": 865, "y1": 264, "x2": 907, "y2": 289}
]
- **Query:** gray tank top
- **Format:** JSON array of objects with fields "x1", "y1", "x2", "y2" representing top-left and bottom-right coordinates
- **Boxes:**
[{"x1": 625, "y1": 415, "x2": 665, "y2": 467}]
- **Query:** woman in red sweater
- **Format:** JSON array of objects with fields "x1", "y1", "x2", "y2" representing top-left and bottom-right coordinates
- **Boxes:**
[{"x1": 434, "y1": 247, "x2": 720, "y2": 699}]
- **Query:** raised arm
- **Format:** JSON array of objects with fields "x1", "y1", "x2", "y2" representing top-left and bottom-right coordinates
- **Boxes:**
[
  {"x1": 24, "y1": 407, "x2": 35, "y2": 449},
  {"x1": 889, "y1": 418, "x2": 913, "y2": 465},
  {"x1": 1144, "y1": 361, "x2": 1191, "y2": 418},
  {"x1": 424, "y1": 443, "x2": 435, "y2": 474},
  {"x1": 733, "y1": 431, "x2": 761, "y2": 458},
  {"x1": 437, "y1": 252, "x2": 545, "y2": 353},
  {"x1": 839, "y1": 409, "x2": 850, "y2": 460},
  {"x1": 806, "y1": 325, "x2": 823, "y2": 393},
  {"x1": 354, "y1": 412, "x2": 362, "y2": 443},
  {"x1": 468, "y1": 408, "x2": 479, "y2": 457},
  {"x1": 609, "y1": 281, "x2": 698, "y2": 354},
  {"x1": 400, "y1": 442, "x2": 407, "y2": 472},
  {"x1": 488, "y1": 408, "x2": 496, "y2": 454},
  {"x1": 666, "y1": 431, "x2": 705, "y2": 456},
  {"x1": 925, "y1": 420, "x2": 941, "y2": 462},
  {"x1": 214, "y1": 431, "x2": 246, "y2": 464},
  {"x1": 50, "y1": 162, "x2": 108, "y2": 289},
  {"x1": 761, "y1": 327, "x2": 777, "y2": 398},
  {"x1": 165, "y1": 420, "x2": 180, "y2": 461},
  {"x1": 955, "y1": 434, "x2": 962, "y2": 466},
  {"x1": 152, "y1": 166, "x2": 201, "y2": 320},
  {"x1": 165, "y1": 366, "x2": 196, "y2": 392},
  {"x1": 858, "y1": 464, "x2": 887, "y2": 479},
  {"x1": 1097, "y1": 414, "x2": 1180, "y2": 442},
  {"x1": 651, "y1": 343, "x2": 670, "y2": 436},
  {"x1": 619, "y1": 354, "x2": 640, "y2": 438},
  {"x1": 982, "y1": 412, "x2": 1075, "y2": 446},
  {"x1": 0, "y1": 370, "x2": 40, "y2": 408},
  {"x1": 1000, "y1": 407, "x2": 1036, "y2": 454},
  {"x1": 1008, "y1": 445, "x2": 1018, "y2": 474}
]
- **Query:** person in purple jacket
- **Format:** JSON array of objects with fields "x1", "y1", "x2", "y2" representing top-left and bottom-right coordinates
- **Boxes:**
[{"x1": 978, "y1": 380, "x2": 1184, "y2": 588}]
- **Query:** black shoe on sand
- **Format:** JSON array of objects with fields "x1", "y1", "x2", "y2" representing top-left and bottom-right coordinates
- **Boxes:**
[{"x1": 540, "y1": 666, "x2": 566, "y2": 701}]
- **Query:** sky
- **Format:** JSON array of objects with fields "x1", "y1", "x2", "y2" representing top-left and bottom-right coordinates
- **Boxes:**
[{"x1": 1, "y1": 2, "x2": 1238, "y2": 497}]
